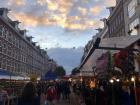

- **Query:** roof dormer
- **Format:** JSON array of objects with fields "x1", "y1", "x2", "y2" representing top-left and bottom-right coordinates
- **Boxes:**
[
  {"x1": 10, "y1": 21, "x2": 20, "y2": 30},
  {"x1": 19, "y1": 30, "x2": 27, "y2": 37},
  {"x1": 100, "y1": 18, "x2": 108, "y2": 27},
  {"x1": 107, "y1": 7, "x2": 115, "y2": 15},
  {"x1": 0, "y1": 8, "x2": 10, "y2": 19}
]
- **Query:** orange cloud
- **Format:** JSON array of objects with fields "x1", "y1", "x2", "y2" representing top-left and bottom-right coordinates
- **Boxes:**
[
  {"x1": 47, "y1": 1, "x2": 58, "y2": 10},
  {"x1": 46, "y1": 0, "x2": 73, "y2": 14},
  {"x1": 37, "y1": 0, "x2": 47, "y2": 6},
  {"x1": 8, "y1": 0, "x2": 25, "y2": 6},
  {"x1": 90, "y1": 6, "x2": 103, "y2": 15},
  {"x1": 78, "y1": 7, "x2": 87, "y2": 15},
  {"x1": 9, "y1": 0, "x2": 111, "y2": 30},
  {"x1": 11, "y1": 11, "x2": 102, "y2": 30},
  {"x1": 105, "y1": 0, "x2": 116, "y2": 6}
]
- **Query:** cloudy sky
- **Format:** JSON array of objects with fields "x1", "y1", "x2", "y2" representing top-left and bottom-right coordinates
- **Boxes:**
[{"x1": 0, "y1": 0, "x2": 116, "y2": 74}]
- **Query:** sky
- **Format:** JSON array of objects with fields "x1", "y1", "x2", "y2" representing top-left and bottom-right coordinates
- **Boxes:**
[
  {"x1": 47, "y1": 47, "x2": 84, "y2": 74},
  {"x1": 0, "y1": 0, "x2": 116, "y2": 74}
]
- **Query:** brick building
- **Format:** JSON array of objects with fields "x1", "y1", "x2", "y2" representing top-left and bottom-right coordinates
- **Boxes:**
[{"x1": 0, "y1": 8, "x2": 50, "y2": 77}]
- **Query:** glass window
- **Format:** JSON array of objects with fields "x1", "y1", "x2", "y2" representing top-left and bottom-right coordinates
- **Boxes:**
[
  {"x1": 0, "y1": 39, "x2": 1, "y2": 47},
  {"x1": 129, "y1": 18, "x2": 139, "y2": 35},
  {"x1": 128, "y1": 0, "x2": 137, "y2": 18},
  {"x1": 0, "y1": 25, "x2": 3, "y2": 36}
]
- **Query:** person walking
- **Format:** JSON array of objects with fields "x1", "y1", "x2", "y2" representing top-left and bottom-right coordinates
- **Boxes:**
[
  {"x1": 46, "y1": 84, "x2": 57, "y2": 105},
  {"x1": 0, "y1": 85, "x2": 9, "y2": 105},
  {"x1": 17, "y1": 82, "x2": 40, "y2": 105}
]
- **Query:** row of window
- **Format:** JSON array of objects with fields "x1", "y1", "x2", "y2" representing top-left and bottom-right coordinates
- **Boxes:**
[
  {"x1": 0, "y1": 39, "x2": 47, "y2": 67},
  {"x1": 128, "y1": 0, "x2": 138, "y2": 18},
  {"x1": 0, "y1": 58, "x2": 42, "y2": 75},
  {"x1": 0, "y1": 24, "x2": 48, "y2": 63},
  {"x1": 109, "y1": 11, "x2": 124, "y2": 36},
  {"x1": 129, "y1": 18, "x2": 139, "y2": 35},
  {"x1": 0, "y1": 49, "x2": 44, "y2": 70}
]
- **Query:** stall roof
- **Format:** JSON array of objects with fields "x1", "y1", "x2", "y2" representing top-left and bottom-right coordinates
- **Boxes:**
[
  {"x1": 100, "y1": 35, "x2": 140, "y2": 48},
  {"x1": 0, "y1": 69, "x2": 16, "y2": 76},
  {"x1": 79, "y1": 35, "x2": 140, "y2": 70}
]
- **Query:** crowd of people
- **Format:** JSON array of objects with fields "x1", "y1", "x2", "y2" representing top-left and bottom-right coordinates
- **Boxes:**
[
  {"x1": 72, "y1": 80, "x2": 140, "y2": 105},
  {"x1": 17, "y1": 80, "x2": 71, "y2": 105},
  {"x1": 0, "y1": 80, "x2": 71, "y2": 105},
  {"x1": 0, "y1": 79, "x2": 140, "y2": 105}
]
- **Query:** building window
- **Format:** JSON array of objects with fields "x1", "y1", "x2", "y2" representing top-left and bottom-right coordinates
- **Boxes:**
[
  {"x1": 0, "y1": 25, "x2": 3, "y2": 36},
  {"x1": 0, "y1": 40, "x2": 2, "y2": 47},
  {"x1": 128, "y1": 0, "x2": 137, "y2": 18},
  {"x1": 129, "y1": 18, "x2": 139, "y2": 35}
]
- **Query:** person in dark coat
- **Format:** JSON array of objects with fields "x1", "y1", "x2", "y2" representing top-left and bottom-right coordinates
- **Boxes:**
[
  {"x1": 121, "y1": 86, "x2": 133, "y2": 105},
  {"x1": 96, "y1": 85, "x2": 108, "y2": 105},
  {"x1": 17, "y1": 82, "x2": 40, "y2": 105}
]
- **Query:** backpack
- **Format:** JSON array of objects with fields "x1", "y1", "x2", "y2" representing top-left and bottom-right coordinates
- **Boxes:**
[{"x1": 46, "y1": 87, "x2": 56, "y2": 101}]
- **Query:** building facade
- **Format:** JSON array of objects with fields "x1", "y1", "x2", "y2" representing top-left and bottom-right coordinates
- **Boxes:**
[
  {"x1": 0, "y1": 8, "x2": 50, "y2": 77},
  {"x1": 47, "y1": 59, "x2": 57, "y2": 72},
  {"x1": 107, "y1": 0, "x2": 125, "y2": 38},
  {"x1": 123, "y1": 0, "x2": 140, "y2": 36},
  {"x1": 79, "y1": 0, "x2": 140, "y2": 77}
]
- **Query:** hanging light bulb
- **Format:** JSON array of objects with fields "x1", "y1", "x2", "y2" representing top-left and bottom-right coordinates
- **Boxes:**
[
  {"x1": 131, "y1": 76, "x2": 135, "y2": 82},
  {"x1": 116, "y1": 79, "x2": 120, "y2": 82},
  {"x1": 109, "y1": 79, "x2": 114, "y2": 83}
]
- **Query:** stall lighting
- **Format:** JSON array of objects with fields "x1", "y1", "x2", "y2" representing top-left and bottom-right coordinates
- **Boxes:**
[
  {"x1": 131, "y1": 77, "x2": 135, "y2": 82},
  {"x1": 90, "y1": 81, "x2": 95, "y2": 88},
  {"x1": 109, "y1": 79, "x2": 114, "y2": 83},
  {"x1": 116, "y1": 79, "x2": 120, "y2": 82},
  {"x1": 80, "y1": 78, "x2": 83, "y2": 82},
  {"x1": 69, "y1": 78, "x2": 72, "y2": 82}
]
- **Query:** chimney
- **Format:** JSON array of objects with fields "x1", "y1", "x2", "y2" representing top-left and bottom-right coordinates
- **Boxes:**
[
  {"x1": 100, "y1": 18, "x2": 108, "y2": 27},
  {"x1": 0, "y1": 8, "x2": 10, "y2": 19},
  {"x1": 32, "y1": 42, "x2": 37, "y2": 46},
  {"x1": 107, "y1": 7, "x2": 115, "y2": 15},
  {"x1": 96, "y1": 28, "x2": 102, "y2": 32},
  {"x1": 10, "y1": 21, "x2": 20, "y2": 30},
  {"x1": 19, "y1": 30, "x2": 27, "y2": 36},
  {"x1": 116, "y1": 0, "x2": 120, "y2": 4},
  {"x1": 26, "y1": 36, "x2": 33, "y2": 42}
]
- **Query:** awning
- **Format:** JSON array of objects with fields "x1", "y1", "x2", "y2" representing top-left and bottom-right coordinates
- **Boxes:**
[
  {"x1": 0, "y1": 69, "x2": 25, "y2": 80},
  {"x1": 100, "y1": 35, "x2": 140, "y2": 48},
  {"x1": 96, "y1": 52, "x2": 109, "y2": 74},
  {"x1": 79, "y1": 35, "x2": 140, "y2": 70},
  {"x1": 0, "y1": 69, "x2": 16, "y2": 76}
]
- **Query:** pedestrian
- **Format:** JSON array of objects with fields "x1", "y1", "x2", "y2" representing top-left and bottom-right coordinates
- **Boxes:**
[
  {"x1": 121, "y1": 85, "x2": 133, "y2": 105},
  {"x1": 0, "y1": 85, "x2": 9, "y2": 105},
  {"x1": 96, "y1": 85, "x2": 108, "y2": 105},
  {"x1": 17, "y1": 82, "x2": 40, "y2": 105},
  {"x1": 46, "y1": 84, "x2": 57, "y2": 105}
]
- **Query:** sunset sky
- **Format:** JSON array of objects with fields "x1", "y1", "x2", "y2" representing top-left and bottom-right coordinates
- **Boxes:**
[{"x1": 0, "y1": 0, "x2": 116, "y2": 49}]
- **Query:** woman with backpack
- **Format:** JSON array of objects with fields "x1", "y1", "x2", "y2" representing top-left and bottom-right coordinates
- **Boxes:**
[{"x1": 46, "y1": 84, "x2": 57, "y2": 105}]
